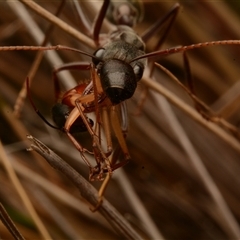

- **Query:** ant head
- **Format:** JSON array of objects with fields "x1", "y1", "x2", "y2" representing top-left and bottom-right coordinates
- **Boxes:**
[
  {"x1": 92, "y1": 41, "x2": 146, "y2": 104},
  {"x1": 99, "y1": 59, "x2": 140, "y2": 104},
  {"x1": 113, "y1": 3, "x2": 138, "y2": 27}
]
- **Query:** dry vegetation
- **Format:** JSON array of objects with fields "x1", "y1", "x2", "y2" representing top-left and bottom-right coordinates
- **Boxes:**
[{"x1": 1, "y1": 1, "x2": 240, "y2": 239}]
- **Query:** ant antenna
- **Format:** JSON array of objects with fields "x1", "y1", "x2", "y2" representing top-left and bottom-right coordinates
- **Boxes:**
[
  {"x1": 0, "y1": 45, "x2": 102, "y2": 62},
  {"x1": 130, "y1": 40, "x2": 240, "y2": 62}
]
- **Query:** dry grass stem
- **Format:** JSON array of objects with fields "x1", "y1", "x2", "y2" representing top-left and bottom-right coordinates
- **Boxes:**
[
  {"x1": 28, "y1": 135, "x2": 143, "y2": 240},
  {"x1": 0, "y1": 142, "x2": 52, "y2": 239},
  {"x1": 17, "y1": 0, "x2": 95, "y2": 49},
  {"x1": 0, "y1": 202, "x2": 25, "y2": 240}
]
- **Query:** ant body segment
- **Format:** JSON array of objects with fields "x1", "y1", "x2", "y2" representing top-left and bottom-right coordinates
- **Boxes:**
[{"x1": 51, "y1": 83, "x2": 93, "y2": 134}]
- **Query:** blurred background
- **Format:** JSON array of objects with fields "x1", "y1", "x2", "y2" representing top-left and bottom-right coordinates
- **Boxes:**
[{"x1": 1, "y1": 0, "x2": 240, "y2": 239}]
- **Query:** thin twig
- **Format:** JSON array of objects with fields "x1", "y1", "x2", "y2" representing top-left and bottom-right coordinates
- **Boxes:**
[
  {"x1": 29, "y1": 189, "x2": 81, "y2": 239},
  {"x1": 142, "y1": 75, "x2": 240, "y2": 153},
  {"x1": 155, "y1": 62, "x2": 240, "y2": 137},
  {"x1": 0, "y1": 142, "x2": 52, "y2": 240},
  {"x1": 153, "y1": 92, "x2": 240, "y2": 239},
  {"x1": 7, "y1": 0, "x2": 76, "y2": 89},
  {"x1": 0, "y1": 202, "x2": 25, "y2": 240},
  {"x1": 115, "y1": 169, "x2": 165, "y2": 239},
  {"x1": 17, "y1": 0, "x2": 95, "y2": 49},
  {"x1": 27, "y1": 135, "x2": 143, "y2": 240}
]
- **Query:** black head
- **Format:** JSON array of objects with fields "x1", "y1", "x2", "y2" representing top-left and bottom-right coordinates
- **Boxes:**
[
  {"x1": 99, "y1": 59, "x2": 144, "y2": 104},
  {"x1": 92, "y1": 39, "x2": 146, "y2": 105}
]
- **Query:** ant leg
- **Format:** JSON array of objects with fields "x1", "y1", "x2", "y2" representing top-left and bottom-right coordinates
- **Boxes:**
[
  {"x1": 90, "y1": 103, "x2": 130, "y2": 211},
  {"x1": 53, "y1": 62, "x2": 112, "y2": 179},
  {"x1": 154, "y1": 62, "x2": 240, "y2": 138},
  {"x1": 147, "y1": 3, "x2": 180, "y2": 78},
  {"x1": 72, "y1": 0, "x2": 110, "y2": 46},
  {"x1": 183, "y1": 51, "x2": 220, "y2": 120},
  {"x1": 89, "y1": 63, "x2": 114, "y2": 176},
  {"x1": 92, "y1": 0, "x2": 110, "y2": 46},
  {"x1": 183, "y1": 52, "x2": 196, "y2": 95},
  {"x1": 74, "y1": 100, "x2": 113, "y2": 180},
  {"x1": 182, "y1": 52, "x2": 240, "y2": 137},
  {"x1": 91, "y1": 145, "x2": 122, "y2": 212},
  {"x1": 136, "y1": 3, "x2": 180, "y2": 113},
  {"x1": 63, "y1": 106, "x2": 99, "y2": 176},
  {"x1": 100, "y1": 102, "x2": 130, "y2": 170},
  {"x1": 141, "y1": 3, "x2": 180, "y2": 51},
  {"x1": 92, "y1": 112, "x2": 130, "y2": 212},
  {"x1": 100, "y1": 107, "x2": 113, "y2": 156},
  {"x1": 110, "y1": 105, "x2": 131, "y2": 164},
  {"x1": 31, "y1": 62, "x2": 97, "y2": 175}
]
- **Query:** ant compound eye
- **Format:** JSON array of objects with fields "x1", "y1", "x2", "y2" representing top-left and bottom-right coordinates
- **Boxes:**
[
  {"x1": 92, "y1": 48, "x2": 105, "y2": 66},
  {"x1": 133, "y1": 62, "x2": 144, "y2": 81}
]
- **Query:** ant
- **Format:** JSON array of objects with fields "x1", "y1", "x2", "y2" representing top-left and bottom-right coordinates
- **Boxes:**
[
  {"x1": 27, "y1": 63, "x2": 129, "y2": 182},
  {"x1": 32, "y1": 0, "x2": 180, "y2": 181},
  {"x1": 16, "y1": 0, "x2": 180, "y2": 207}
]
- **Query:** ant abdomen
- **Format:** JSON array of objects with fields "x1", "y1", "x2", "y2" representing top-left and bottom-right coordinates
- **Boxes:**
[{"x1": 52, "y1": 103, "x2": 93, "y2": 133}]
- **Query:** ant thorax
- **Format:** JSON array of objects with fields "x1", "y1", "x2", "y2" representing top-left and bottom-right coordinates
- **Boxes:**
[
  {"x1": 108, "y1": 25, "x2": 145, "y2": 50},
  {"x1": 98, "y1": 40, "x2": 145, "y2": 63}
]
